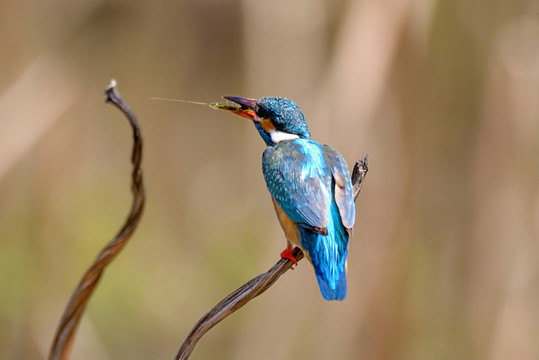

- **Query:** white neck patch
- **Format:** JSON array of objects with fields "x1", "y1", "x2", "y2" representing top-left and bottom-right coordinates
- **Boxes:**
[{"x1": 270, "y1": 130, "x2": 299, "y2": 143}]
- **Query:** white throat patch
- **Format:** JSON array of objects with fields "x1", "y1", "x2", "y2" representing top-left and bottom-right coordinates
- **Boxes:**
[{"x1": 270, "y1": 130, "x2": 299, "y2": 143}]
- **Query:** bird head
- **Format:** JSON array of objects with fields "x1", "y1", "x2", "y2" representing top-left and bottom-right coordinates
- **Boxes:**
[{"x1": 223, "y1": 96, "x2": 311, "y2": 146}]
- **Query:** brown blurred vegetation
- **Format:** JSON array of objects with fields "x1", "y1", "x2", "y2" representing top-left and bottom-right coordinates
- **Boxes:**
[{"x1": 1, "y1": 0, "x2": 538, "y2": 359}]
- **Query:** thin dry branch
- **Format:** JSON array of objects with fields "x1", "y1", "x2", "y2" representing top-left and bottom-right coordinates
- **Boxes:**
[
  {"x1": 352, "y1": 155, "x2": 369, "y2": 201},
  {"x1": 175, "y1": 155, "x2": 369, "y2": 360},
  {"x1": 48, "y1": 80, "x2": 145, "y2": 360}
]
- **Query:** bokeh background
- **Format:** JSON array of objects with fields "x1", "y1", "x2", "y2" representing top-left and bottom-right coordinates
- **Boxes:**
[{"x1": 1, "y1": 0, "x2": 538, "y2": 359}]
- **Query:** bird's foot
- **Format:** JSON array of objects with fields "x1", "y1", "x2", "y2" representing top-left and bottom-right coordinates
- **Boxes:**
[{"x1": 280, "y1": 248, "x2": 298, "y2": 268}]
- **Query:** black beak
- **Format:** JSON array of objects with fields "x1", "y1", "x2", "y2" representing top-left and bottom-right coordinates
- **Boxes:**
[{"x1": 222, "y1": 96, "x2": 258, "y2": 121}]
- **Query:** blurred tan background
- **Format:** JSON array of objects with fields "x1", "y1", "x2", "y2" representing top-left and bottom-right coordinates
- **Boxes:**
[{"x1": 1, "y1": 0, "x2": 538, "y2": 359}]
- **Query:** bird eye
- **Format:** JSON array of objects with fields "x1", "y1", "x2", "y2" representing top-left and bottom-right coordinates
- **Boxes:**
[
  {"x1": 254, "y1": 104, "x2": 262, "y2": 116},
  {"x1": 255, "y1": 105, "x2": 272, "y2": 120}
]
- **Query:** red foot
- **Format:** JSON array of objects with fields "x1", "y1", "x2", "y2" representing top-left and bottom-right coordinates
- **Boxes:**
[{"x1": 280, "y1": 248, "x2": 298, "y2": 268}]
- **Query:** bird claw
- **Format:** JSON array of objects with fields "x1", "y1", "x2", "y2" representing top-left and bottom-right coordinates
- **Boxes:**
[{"x1": 280, "y1": 248, "x2": 298, "y2": 268}]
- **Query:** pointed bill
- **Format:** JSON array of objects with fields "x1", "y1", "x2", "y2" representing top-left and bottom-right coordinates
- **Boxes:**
[{"x1": 221, "y1": 96, "x2": 258, "y2": 121}]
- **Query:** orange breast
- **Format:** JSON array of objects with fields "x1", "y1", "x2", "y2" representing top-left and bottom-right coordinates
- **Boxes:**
[
  {"x1": 271, "y1": 198, "x2": 313, "y2": 262},
  {"x1": 271, "y1": 198, "x2": 300, "y2": 248}
]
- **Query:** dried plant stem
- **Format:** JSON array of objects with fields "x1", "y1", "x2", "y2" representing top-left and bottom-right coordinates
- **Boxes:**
[
  {"x1": 48, "y1": 80, "x2": 145, "y2": 360},
  {"x1": 174, "y1": 156, "x2": 369, "y2": 360}
]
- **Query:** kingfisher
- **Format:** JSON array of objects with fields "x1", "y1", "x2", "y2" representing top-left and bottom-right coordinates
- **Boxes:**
[{"x1": 221, "y1": 96, "x2": 355, "y2": 301}]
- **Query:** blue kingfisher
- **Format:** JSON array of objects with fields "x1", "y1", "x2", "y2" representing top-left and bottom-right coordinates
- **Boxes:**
[{"x1": 223, "y1": 96, "x2": 355, "y2": 301}]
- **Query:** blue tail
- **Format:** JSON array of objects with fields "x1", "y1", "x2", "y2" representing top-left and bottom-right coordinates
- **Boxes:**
[
  {"x1": 315, "y1": 266, "x2": 347, "y2": 301},
  {"x1": 300, "y1": 201, "x2": 349, "y2": 301}
]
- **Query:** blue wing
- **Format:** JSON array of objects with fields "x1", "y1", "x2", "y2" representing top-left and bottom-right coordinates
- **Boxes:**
[
  {"x1": 323, "y1": 144, "x2": 355, "y2": 229},
  {"x1": 262, "y1": 140, "x2": 331, "y2": 233}
]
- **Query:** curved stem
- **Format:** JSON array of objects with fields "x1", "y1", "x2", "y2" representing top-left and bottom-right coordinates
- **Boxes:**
[{"x1": 48, "y1": 80, "x2": 145, "y2": 360}]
